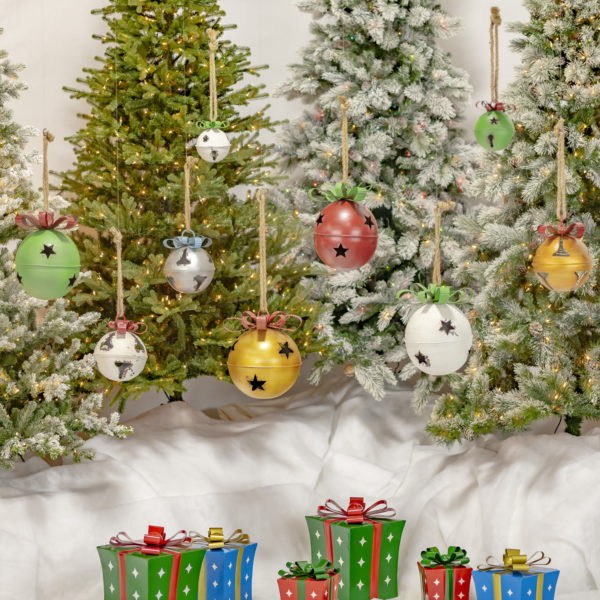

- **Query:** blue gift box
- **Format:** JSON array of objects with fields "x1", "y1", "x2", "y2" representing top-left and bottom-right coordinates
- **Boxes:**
[{"x1": 473, "y1": 566, "x2": 559, "y2": 600}]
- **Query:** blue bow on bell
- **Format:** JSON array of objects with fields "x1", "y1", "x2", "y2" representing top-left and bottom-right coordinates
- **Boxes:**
[{"x1": 163, "y1": 229, "x2": 212, "y2": 249}]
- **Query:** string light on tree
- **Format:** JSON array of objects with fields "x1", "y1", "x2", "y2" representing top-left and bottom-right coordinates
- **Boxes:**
[
  {"x1": 226, "y1": 190, "x2": 303, "y2": 399},
  {"x1": 312, "y1": 97, "x2": 378, "y2": 270},
  {"x1": 94, "y1": 229, "x2": 148, "y2": 382},
  {"x1": 398, "y1": 202, "x2": 473, "y2": 376},
  {"x1": 163, "y1": 156, "x2": 215, "y2": 293},
  {"x1": 532, "y1": 119, "x2": 593, "y2": 292},
  {"x1": 14, "y1": 130, "x2": 80, "y2": 299},
  {"x1": 474, "y1": 8, "x2": 515, "y2": 151},
  {"x1": 195, "y1": 29, "x2": 231, "y2": 163}
]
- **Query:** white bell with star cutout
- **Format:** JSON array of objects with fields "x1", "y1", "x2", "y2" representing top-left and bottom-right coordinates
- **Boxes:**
[
  {"x1": 195, "y1": 127, "x2": 230, "y2": 163},
  {"x1": 404, "y1": 303, "x2": 473, "y2": 376},
  {"x1": 94, "y1": 327, "x2": 148, "y2": 382}
]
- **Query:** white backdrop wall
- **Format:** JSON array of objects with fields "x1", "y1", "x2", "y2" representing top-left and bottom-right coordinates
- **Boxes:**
[{"x1": 1, "y1": 0, "x2": 529, "y2": 417}]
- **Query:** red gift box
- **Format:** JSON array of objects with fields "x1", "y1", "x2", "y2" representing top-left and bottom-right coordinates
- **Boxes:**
[
  {"x1": 278, "y1": 572, "x2": 341, "y2": 600},
  {"x1": 418, "y1": 563, "x2": 473, "y2": 600}
]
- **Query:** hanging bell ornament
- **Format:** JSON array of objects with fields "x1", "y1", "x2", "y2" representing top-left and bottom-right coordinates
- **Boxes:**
[
  {"x1": 532, "y1": 222, "x2": 593, "y2": 292},
  {"x1": 94, "y1": 318, "x2": 148, "y2": 382},
  {"x1": 163, "y1": 231, "x2": 214, "y2": 294},
  {"x1": 14, "y1": 212, "x2": 80, "y2": 300},
  {"x1": 195, "y1": 122, "x2": 231, "y2": 163},
  {"x1": 226, "y1": 312, "x2": 302, "y2": 399},
  {"x1": 474, "y1": 102, "x2": 514, "y2": 151}
]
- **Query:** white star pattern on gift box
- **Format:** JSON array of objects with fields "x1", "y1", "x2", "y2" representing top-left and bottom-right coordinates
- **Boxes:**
[
  {"x1": 227, "y1": 580, "x2": 232, "y2": 587},
  {"x1": 548, "y1": 585, "x2": 553, "y2": 591},
  {"x1": 384, "y1": 576, "x2": 391, "y2": 585},
  {"x1": 244, "y1": 593, "x2": 248, "y2": 599},
  {"x1": 132, "y1": 591, "x2": 140, "y2": 600},
  {"x1": 286, "y1": 590, "x2": 292, "y2": 597},
  {"x1": 108, "y1": 561, "x2": 114, "y2": 571},
  {"x1": 132, "y1": 568, "x2": 139, "y2": 578},
  {"x1": 245, "y1": 574, "x2": 249, "y2": 581},
  {"x1": 109, "y1": 584, "x2": 115, "y2": 594},
  {"x1": 213, "y1": 581, "x2": 219, "y2": 588},
  {"x1": 186, "y1": 563, "x2": 193, "y2": 574},
  {"x1": 357, "y1": 558, "x2": 365, "y2": 567},
  {"x1": 433, "y1": 594, "x2": 440, "y2": 600},
  {"x1": 387, "y1": 533, "x2": 393, "y2": 542},
  {"x1": 356, "y1": 581, "x2": 364, "y2": 590},
  {"x1": 311, "y1": 592, "x2": 317, "y2": 599},
  {"x1": 339, "y1": 580, "x2": 344, "y2": 588},
  {"x1": 359, "y1": 538, "x2": 367, "y2": 546},
  {"x1": 314, "y1": 530, "x2": 321, "y2": 539},
  {"x1": 183, "y1": 585, "x2": 191, "y2": 596},
  {"x1": 527, "y1": 590, "x2": 532, "y2": 596},
  {"x1": 158, "y1": 568, "x2": 165, "y2": 579},
  {"x1": 434, "y1": 579, "x2": 440, "y2": 586},
  {"x1": 212, "y1": 563, "x2": 218, "y2": 571},
  {"x1": 458, "y1": 593, "x2": 464, "y2": 599},
  {"x1": 156, "y1": 592, "x2": 163, "y2": 600},
  {"x1": 385, "y1": 553, "x2": 392, "y2": 563},
  {"x1": 246, "y1": 557, "x2": 251, "y2": 564},
  {"x1": 338, "y1": 558, "x2": 344, "y2": 566},
  {"x1": 507, "y1": 589, "x2": 513, "y2": 596},
  {"x1": 481, "y1": 585, "x2": 488, "y2": 592},
  {"x1": 228, "y1": 563, "x2": 233, "y2": 570},
  {"x1": 336, "y1": 536, "x2": 342, "y2": 545},
  {"x1": 317, "y1": 551, "x2": 323, "y2": 560}
]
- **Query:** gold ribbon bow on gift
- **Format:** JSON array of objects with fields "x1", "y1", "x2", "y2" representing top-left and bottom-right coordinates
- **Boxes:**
[
  {"x1": 479, "y1": 549, "x2": 551, "y2": 572},
  {"x1": 189, "y1": 527, "x2": 250, "y2": 549}
]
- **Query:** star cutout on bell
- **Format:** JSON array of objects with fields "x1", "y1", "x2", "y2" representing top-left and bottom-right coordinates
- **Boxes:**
[
  {"x1": 439, "y1": 319, "x2": 457, "y2": 336},
  {"x1": 67, "y1": 274, "x2": 78, "y2": 287},
  {"x1": 40, "y1": 244, "x2": 56, "y2": 259},
  {"x1": 364, "y1": 215, "x2": 375, "y2": 229},
  {"x1": 415, "y1": 351, "x2": 430, "y2": 366},
  {"x1": 16, "y1": 273, "x2": 22, "y2": 283},
  {"x1": 490, "y1": 117, "x2": 499, "y2": 125},
  {"x1": 333, "y1": 243, "x2": 348, "y2": 257},
  {"x1": 278, "y1": 341, "x2": 294, "y2": 359},
  {"x1": 248, "y1": 374, "x2": 266, "y2": 391},
  {"x1": 316, "y1": 213, "x2": 324, "y2": 226}
]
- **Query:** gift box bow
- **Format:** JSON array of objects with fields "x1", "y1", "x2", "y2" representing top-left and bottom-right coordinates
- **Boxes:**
[
  {"x1": 163, "y1": 229, "x2": 212, "y2": 249},
  {"x1": 311, "y1": 181, "x2": 369, "y2": 203},
  {"x1": 225, "y1": 310, "x2": 303, "y2": 333},
  {"x1": 189, "y1": 527, "x2": 251, "y2": 549},
  {"x1": 278, "y1": 560, "x2": 337, "y2": 580},
  {"x1": 537, "y1": 222, "x2": 585, "y2": 240},
  {"x1": 109, "y1": 525, "x2": 191, "y2": 555},
  {"x1": 478, "y1": 549, "x2": 551, "y2": 572},
  {"x1": 420, "y1": 546, "x2": 470, "y2": 567},
  {"x1": 317, "y1": 496, "x2": 396, "y2": 524},
  {"x1": 397, "y1": 283, "x2": 468, "y2": 305},
  {"x1": 15, "y1": 211, "x2": 77, "y2": 231}
]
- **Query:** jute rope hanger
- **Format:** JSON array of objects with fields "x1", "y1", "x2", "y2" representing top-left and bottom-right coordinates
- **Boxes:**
[
  {"x1": 183, "y1": 155, "x2": 198, "y2": 230},
  {"x1": 108, "y1": 227, "x2": 125, "y2": 317},
  {"x1": 339, "y1": 96, "x2": 350, "y2": 183},
  {"x1": 554, "y1": 118, "x2": 567, "y2": 222},
  {"x1": 489, "y1": 7, "x2": 501, "y2": 104},
  {"x1": 256, "y1": 188, "x2": 268, "y2": 313},
  {"x1": 207, "y1": 29, "x2": 220, "y2": 122},
  {"x1": 432, "y1": 201, "x2": 455, "y2": 286},
  {"x1": 42, "y1": 129, "x2": 55, "y2": 212}
]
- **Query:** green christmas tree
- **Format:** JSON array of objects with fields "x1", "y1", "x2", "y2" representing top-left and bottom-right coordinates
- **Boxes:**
[
  {"x1": 274, "y1": 0, "x2": 475, "y2": 399},
  {"x1": 428, "y1": 0, "x2": 600, "y2": 440},
  {"x1": 0, "y1": 35, "x2": 129, "y2": 468},
  {"x1": 61, "y1": 0, "x2": 321, "y2": 404}
]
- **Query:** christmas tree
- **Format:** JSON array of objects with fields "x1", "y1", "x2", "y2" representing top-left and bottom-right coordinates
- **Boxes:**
[
  {"x1": 61, "y1": 0, "x2": 320, "y2": 403},
  {"x1": 427, "y1": 0, "x2": 600, "y2": 440},
  {"x1": 0, "y1": 37, "x2": 130, "y2": 468},
  {"x1": 274, "y1": 0, "x2": 475, "y2": 399}
]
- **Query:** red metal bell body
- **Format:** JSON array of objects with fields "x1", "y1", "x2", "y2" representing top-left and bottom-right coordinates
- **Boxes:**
[{"x1": 313, "y1": 199, "x2": 378, "y2": 270}]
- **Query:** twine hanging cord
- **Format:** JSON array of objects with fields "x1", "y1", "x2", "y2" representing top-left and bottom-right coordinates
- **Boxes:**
[
  {"x1": 339, "y1": 96, "x2": 350, "y2": 183},
  {"x1": 42, "y1": 129, "x2": 55, "y2": 212},
  {"x1": 554, "y1": 118, "x2": 567, "y2": 222},
  {"x1": 183, "y1": 156, "x2": 198, "y2": 230},
  {"x1": 256, "y1": 189, "x2": 268, "y2": 313},
  {"x1": 489, "y1": 7, "x2": 501, "y2": 103},
  {"x1": 108, "y1": 227, "x2": 125, "y2": 317},
  {"x1": 207, "y1": 29, "x2": 219, "y2": 122},
  {"x1": 432, "y1": 201, "x2": 455, "y2": 285}
]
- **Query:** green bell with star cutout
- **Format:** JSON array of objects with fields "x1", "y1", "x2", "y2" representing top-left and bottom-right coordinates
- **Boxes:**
[
  {"x1": 15, "y1": 229, "x2": 80, "y2": 299},
  {"x1": 474, "y1": 110, "x2": 515, "y2": 151}
]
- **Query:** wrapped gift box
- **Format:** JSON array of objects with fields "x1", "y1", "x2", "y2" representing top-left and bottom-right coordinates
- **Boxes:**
[
  {"x1": 98, "y1": 525, "x2": 206, "y2": 600},
  {"x1": 191, "y1": 528, "x2": 258, "y2": 600},
  {"x1": 305, "y1": 497, "x2": 406, "y2": 600},
  {"x1": 418, "y1": 546, "x2": 472, "y2": 600},
  {"x1": 473, "y1": 549, "x2": 559, "y2": 600},
  {"x1": 277, "y1": 560, "x2": 341, "y2": 600}
]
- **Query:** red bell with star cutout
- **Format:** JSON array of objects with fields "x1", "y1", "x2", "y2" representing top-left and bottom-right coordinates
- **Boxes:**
[{"x1": 313, "y1": 185, "x2": 378, "y2": 270}]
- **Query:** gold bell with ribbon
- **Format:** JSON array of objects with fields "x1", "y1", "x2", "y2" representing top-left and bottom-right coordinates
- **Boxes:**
[
  {"x1": 473, "y1": 548, "x2": 559, "y2": 600},
  {"x1": 189, "y1": 527, "x2": 257, "y2": 600}
]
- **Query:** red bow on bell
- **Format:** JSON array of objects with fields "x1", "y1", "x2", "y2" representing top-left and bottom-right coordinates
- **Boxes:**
[
  {"x1": 15, "y1": 211, "x2": 77, "y2": 231},
  {"x1": 107, "y1": 316, "x2": 147, "y2": 335},
  {"x1": 225, "y1": 310, "x2": 303, "y2": 332},
  {"x1": 476, "y1": 101, "x2": 508, "y2": 112},
  {"x1": 317, "y1": 497, "x2": 396, "y2": 524},
  {"x1": 537, "y1": 222, "x2": 585, "y2": 239},
  {"x1": 109, "y1": 525, "x2": 191, "y2": 555}
]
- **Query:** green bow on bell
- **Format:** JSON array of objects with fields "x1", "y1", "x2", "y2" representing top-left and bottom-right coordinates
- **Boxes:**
[
  {"x1": 311, "y1": 181, "x2": 369, "y2": 203},
  {"x1": 199, "y1": 120, "x2": 229, "y2": 129},
  {"x1": 420, "y1": 546, "x2": 470, "y2": 567},
  {"x1": 397, "y1": 283, "x2": 467, "y2": 305},
  {"x1": 278, "y1": 560, "x2": 337, "y2": 580}
]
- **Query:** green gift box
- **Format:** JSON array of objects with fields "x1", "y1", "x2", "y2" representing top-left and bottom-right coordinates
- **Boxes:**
[
  {"x1": 97, "y1": 525, "x2": 206, "y2": 600},
  {"x1": 305, "y1": 497, "x2": 406, "y2": 600}
]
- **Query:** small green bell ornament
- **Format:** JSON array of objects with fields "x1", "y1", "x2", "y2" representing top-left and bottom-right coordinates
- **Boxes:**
[
  {"x1": 14, "y1": 130, "x2": 80, "y2": 300},
  {"x1": 474, "y1": 7, "x2": 515, "y2": 152}
]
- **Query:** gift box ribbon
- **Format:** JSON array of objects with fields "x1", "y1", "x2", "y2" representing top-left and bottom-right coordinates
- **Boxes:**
[
  {"x1": 317, "y1": 497, "x2": 396, "y2": 598},
  {"x1": 15, "y1": 211, "x2": 77, "y2": 231},
  {"x1": 278, "y1": 560, "x2": 337, "y2": 580},
  {"x1": 420, "y1": 546, "x2": 470, "y2": 600},
  {"x1": 109, "y1": 525, "x2": 191, "y2": 600},
  {"x1": 163, "y1": 229, "x2": 213, "y2": 249},
  {"x1": 537, "y1": 222, "x2": 585, "y2": 240},
  {"x1": 107, "y1": 316, "x2": 147, "y2": 335},
  {"x1": 225, "y1": 310, "x2": 303, "y2": 332}
]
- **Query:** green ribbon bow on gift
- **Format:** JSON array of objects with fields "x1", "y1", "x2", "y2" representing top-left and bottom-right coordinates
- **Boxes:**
[
  {"x1": 397, "y1": 283, "x2": 467, "y2": 305},
  {"x1": 310, "y1": 181, "x2": 369, "y2": 203},
  {"x1": 199, "y1": 120, "x2": 229, "y2": 129},
  {"x1": 420, "y1": 546, "x2": 470, "y2": 567},
  {"x1": 278, "y1": 560, "x2": 337, "y2": 580}
]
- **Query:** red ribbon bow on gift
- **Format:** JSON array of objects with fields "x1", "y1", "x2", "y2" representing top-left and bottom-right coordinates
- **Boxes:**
[
  {"x1": 15, "y1": 211, "x2": 77, "y2": 231},
  {"x1": 109, "y1": 525, "x2": 191, "y2": 555},
  {"x1": 537, "y1": 221, "x2": 585, "y2": 239},
  {"x1": 225, "y1": 310, "x2": 303, "y2": 332},
  {"x1": 107, "y1": 316, "x2": 147, "y2": 335},
  {"x1": 318, "y1": 497, "x2": 396, "y2": 524},
  {"x1": 476, "y1": 101, "x2": 508, "y2": 112}
]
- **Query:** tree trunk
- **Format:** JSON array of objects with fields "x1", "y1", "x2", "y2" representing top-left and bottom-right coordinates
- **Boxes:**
[
  {"x1": 165, "y1": 391, "x2": 184, "y2": 403},
  {"x1": 564, "y1": 415, "x2": 582, "y2": 436}
]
